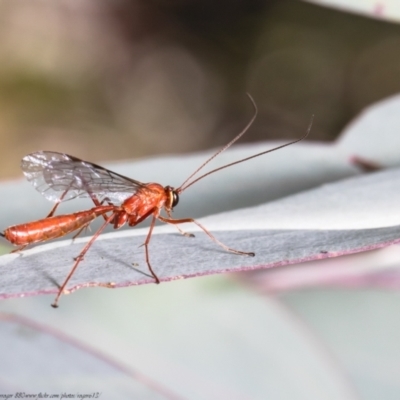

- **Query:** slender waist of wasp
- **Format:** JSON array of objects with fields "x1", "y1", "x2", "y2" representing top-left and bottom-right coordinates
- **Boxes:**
[{"x1": 3, "y1": 206, "x2": 114, "y2": 246}]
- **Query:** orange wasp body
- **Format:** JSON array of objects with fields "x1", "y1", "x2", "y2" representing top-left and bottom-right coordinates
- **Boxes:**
[
  {"x1": 1, "y1": 96, "x2": 312, "y2": 307},
  {"x1": 4, "y1": 206, "x2": 113, "y2": 246}
]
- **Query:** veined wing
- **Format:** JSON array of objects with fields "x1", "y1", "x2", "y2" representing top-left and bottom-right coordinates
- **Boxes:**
[{"x1": 21, "y1": 151, "x2": 154, "y2": 204}]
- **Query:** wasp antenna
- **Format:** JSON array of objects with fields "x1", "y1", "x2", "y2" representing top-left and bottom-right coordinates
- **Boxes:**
[
  {"x1": 179, "y1": 114, "x2": 314, "y2": 193},
  {"x1": 177, "y1": 93, "x2": 258, "y2": 193},
  {"x1": 0, "y1": 232, "x2": 4, "y2": 237}
]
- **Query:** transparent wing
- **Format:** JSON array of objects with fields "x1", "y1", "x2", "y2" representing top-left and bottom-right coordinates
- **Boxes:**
[{"x1": 21, "y1": 151, "x2": 152, "y2": 204}]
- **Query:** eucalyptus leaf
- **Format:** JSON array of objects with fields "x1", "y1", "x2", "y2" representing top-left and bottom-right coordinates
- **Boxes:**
[{"x1": 1, "y1": 167, "x2": 399, "y2": 302}]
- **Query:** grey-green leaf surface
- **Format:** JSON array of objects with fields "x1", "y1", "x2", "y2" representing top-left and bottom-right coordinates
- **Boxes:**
[
  {"x1": 1, "y1": 93, "x2": 400, "y2": 400},
  {"x1": 1, "y1": 167, "x2": 400, "y2": 300},
  {"x1": 0, "y1": 313, "x2": 184, "y2": 399}
]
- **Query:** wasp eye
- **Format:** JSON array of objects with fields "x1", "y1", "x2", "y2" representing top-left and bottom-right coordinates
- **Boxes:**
[{"x1": 172, "y1": 191, "x2": 179, "y2": 208}]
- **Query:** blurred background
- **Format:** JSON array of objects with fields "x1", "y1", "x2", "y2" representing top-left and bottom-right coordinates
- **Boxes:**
[{"x1": 1, "y1": 0, "x2": 400, "y2": 178}]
